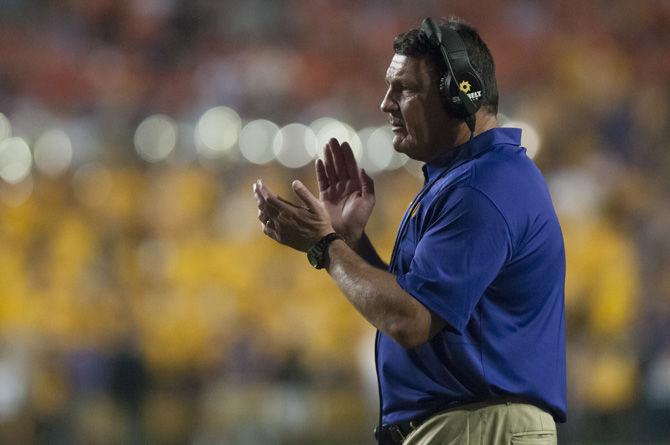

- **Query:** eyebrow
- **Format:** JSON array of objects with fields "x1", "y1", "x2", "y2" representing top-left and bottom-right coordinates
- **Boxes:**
[
  {"x1": 385, "y1": 72, "x2": 417, "y2": 89},
  {"x1": 385, "y1": 69, "x2": 407, "y2": 84}
]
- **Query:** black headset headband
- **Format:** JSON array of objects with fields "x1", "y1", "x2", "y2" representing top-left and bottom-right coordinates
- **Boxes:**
[{"x1": 420, "y1": 17, "x2": 481, "y2": 119}]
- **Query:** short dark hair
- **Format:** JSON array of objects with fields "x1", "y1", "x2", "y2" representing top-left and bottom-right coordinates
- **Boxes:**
[{"x1": 393, "y1": 17, "x2": 499, "y2": 115}]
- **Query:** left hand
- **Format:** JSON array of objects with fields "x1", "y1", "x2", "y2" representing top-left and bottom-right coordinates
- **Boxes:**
[
  {"x1": 253, "y1": 178, "x2": 335, "y2": 252},
  {"x1": 316, "y1": 138, "x2": 375, "y2": 246}
]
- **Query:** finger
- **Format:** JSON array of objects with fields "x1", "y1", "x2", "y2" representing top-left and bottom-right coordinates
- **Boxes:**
[
  {"x1": 262, "y1": 221, "x2": 278, "y2": 240},
  {"x1": 254, "y1": 188, "x2": 269, "y2": 212},
  {"x1": 291, "y1": 180, "x2": 321, "y2": 212},
  {"x1": 258, "y1": 209, "x2": 272, "y2": 225},
  {"x1": 254, "y1": 183, "x2": 280, "y2": 217},
  {"x1": 277, "y1": 195, "x2": 304, "y2": 209},
  {"x1": 265, "y1": 193, "x2": 305, "y2": 213},
  {"x1": 315, "y1": 159, "x2": 329, "y2": 192},
  {"x1": 256, "y1": 179, "x2": 281, "y2": 199},
  {"x1": 324, "y1": 142, "x2": 338, "y2": 183},
  {"x1": 341, "y1": 142, "x2": 360, "y2": 184},
  {"x1": 330, "y1": 138, "x2": 349, "y2": 180},
  {"x1": 253, "y1": 181, "x2": 262, "y2": 204},
  {"x1": 258, "y1": 199, "x2": 280, "y2": 219},
  {"x1": 360, "y1": 168, "x2": 375, "y2": 197},
  {"x1": 254, "y1": 179, "x2": 275, "y2": 205},
  {"x1": 257, "y1": 180, "x2": 294, "y2": 212}
]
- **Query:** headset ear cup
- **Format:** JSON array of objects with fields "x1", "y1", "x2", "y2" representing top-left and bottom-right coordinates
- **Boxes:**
[
  {"x1": 439, "y1": 71, "x2": 456, "y2": 115},
  {"x1": 444, "y1": 70, "x2": 484, "y2": 118}
]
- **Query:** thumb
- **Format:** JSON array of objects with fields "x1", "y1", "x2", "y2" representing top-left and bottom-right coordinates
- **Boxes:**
[{"x1": 291, "y1": 180, "x2": 321, "y2": 211}]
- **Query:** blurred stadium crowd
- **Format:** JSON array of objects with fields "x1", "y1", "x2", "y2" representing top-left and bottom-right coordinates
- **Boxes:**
[{"x1": 0, "y1": 0, "x2": 668, "y2": 444}]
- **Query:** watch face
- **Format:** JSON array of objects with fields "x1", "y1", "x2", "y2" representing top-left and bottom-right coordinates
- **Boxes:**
[
  {"x1": 307, "y1": 247, "x2": 322, "y2": 268},
  {"x1": 307, "y1": 233, "x2": 340, "y2": 270}
]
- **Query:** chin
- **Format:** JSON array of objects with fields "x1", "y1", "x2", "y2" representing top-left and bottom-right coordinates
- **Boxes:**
[
  {"x1": 393, "y1": 133, "x2": 409, "y2": 151},
  {"x1": 392, "y1": 134, "x2": 404, "y2": 151},
  {"x1": 393, "y1": 134, "x2": 421, "y2": 159}
]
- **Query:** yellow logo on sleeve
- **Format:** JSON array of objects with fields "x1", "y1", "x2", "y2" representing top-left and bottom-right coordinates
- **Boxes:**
[{"x1": 411, "y1": 203, "x2": 421, "y2": 218}]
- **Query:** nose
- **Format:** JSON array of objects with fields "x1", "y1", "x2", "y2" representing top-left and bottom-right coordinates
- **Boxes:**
[{"x1": 380, "y1": 87, "x2": 398, "y2": 114}]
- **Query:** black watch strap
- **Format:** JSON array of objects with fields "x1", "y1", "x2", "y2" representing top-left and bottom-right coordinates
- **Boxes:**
[{"x1": 307, "y1": 232, "x2": 343, "y2": 269}]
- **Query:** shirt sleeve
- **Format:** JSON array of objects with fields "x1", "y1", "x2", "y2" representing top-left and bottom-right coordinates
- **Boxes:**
[{"x1": 396, "y1": 185, "x2": 512, "y2": 334}]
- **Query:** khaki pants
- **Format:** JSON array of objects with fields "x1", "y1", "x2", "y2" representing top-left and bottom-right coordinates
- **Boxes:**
[{"x1": 403, "y1": 402, "x2": 557, "y2": 445}]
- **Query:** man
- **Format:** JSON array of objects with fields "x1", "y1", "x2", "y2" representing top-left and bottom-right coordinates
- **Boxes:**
[{"x1": 253, "y1": 17, "x2": 566, "y2": 445}]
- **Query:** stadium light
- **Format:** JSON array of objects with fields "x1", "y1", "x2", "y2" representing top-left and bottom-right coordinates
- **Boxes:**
[
  {"x1": 195, "y1": 106, "x2": 241, "y2": 159},
  {"x1": 310, "y1": 118, "x2": 361, "y2": 161},
  {"x1": 239, "y1": 119, "x2": 279, "y2": 165},
  {"x1": 34, "y1": 129, "x2": 73, "y2": 177},
  {"x1": 134, "y1": 115, "x2": 178, "y2": 163},
  {"x1": 503, "y1": 120, "x2": 541, "y2": 159},
  {"x1": 0, "y1": 113, "x2": 11, "y2": 141},
  {"x1": 273, "y1": 123, "x2": 317, "y2": 168},
  {"x1": 0, "y1": 137, "x2": 32, "y2": 184},
  {"x1": 364, "y1": 125, "x2": 408, "y2": 172}
]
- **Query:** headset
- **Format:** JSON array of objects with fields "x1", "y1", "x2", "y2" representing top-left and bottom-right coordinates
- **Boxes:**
[{"x1": 420, "y1": 17, "x2": 484, "y2": 138}]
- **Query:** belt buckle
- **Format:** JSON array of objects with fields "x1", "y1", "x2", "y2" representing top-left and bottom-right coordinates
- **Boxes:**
[
  {"x1": 374, "y1": 424, "x2": 406, "y2": 445},
  {"x1": 388, "y1": 425, "x2": 406, "y2": 443}
]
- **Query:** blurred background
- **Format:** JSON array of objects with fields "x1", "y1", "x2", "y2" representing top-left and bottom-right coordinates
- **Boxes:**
[{"x1": 0, "y1": 0, "x2": 668, "y2": 443}]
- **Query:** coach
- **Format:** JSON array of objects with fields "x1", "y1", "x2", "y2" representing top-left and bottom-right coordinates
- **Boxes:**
[{"x1": 254, "y1": 17, "x2": 566, "y2": 445}]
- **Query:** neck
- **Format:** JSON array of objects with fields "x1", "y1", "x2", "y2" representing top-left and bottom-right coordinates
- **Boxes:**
[
  {"x1": 425, "y1": 111, "x2": 498, "y2": 163},
  {"x1": 453, "y1": 111, "x2": 497, "y2": 147}
]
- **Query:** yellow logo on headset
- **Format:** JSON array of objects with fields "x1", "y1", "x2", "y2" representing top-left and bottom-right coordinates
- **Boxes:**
[{"x1": 459, "y1": 80, "x2": 472, "y2": 94}]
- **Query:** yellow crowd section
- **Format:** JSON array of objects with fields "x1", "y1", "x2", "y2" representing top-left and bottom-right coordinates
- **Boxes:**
[{"x1": 0, "y1": 163, "x2": 640, "y2": 414}]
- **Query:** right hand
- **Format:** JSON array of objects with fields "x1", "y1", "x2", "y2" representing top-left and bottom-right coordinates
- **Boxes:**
[{"x1": 315, "y1": 138, "x2": 375, "y2": 245}]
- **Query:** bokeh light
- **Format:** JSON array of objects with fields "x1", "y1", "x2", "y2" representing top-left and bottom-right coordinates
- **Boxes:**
[
  {"x1": 503, "y1": 120, "x2": 541, "y2": 159},
  {"x1": 134, "y1": 114, "x2": 178, "y2": 162},
  {"x1": 402, "y1": 158, "x2": 424, "y2": 178},
  {"x1": 272, "y1": 123, "x2": 317, "y2": 168},
  {"x1": 0, "y1": 3, "x2": 664, "y2": 443},
  {"x1": 355, "y1": 127, "x2": 382, "y2": 173},
  {"x1": 33, "y1": 129, "x2": 73, "y2": 177},
  {"x1": 0, "y1": 112, "x2": 11, "y2": 141},
  {"x1": 0, "y1": 136, "x2": 32, "y2": 184},
  {"x1": 195, "y1": 106, "x2": 242, "y2": 158},
  {"x1": 310, "y1": 118, "x2": 361, "y2": 160},
  {"x1": 309, "y1": 117, "x2": 339, "y2": 137},
  {"x1": 359, "y1": 125, "x2": 408, "y2": 173},
  {"x1": 239, "y1": 119, "x2": 279, "y2": 165}
]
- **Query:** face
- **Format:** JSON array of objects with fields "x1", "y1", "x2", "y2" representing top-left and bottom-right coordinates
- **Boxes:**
[{"x1": 380, "y1": 54, "x2": 456, "y2": 162}]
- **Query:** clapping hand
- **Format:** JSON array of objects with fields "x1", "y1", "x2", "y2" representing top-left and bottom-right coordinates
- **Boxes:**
[
  {"x1": 253, "y1": 137, "x2": 375, "y2": 253},
  {"x1": 316, "y1": 138, "x2": 375, "y2": 246},
  {"x1": 254, "y1": 179, "x2": 334, "y2": 252}
]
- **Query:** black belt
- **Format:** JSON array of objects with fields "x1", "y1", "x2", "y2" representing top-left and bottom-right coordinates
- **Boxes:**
[
  {"x1": 375, "y1": 398, "x2": 543, "y2": 444},
  {"x1": 374, "y1": 419, "x2": 422, "y2": 445}
]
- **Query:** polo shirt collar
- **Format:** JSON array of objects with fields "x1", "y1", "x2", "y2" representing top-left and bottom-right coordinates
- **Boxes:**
[{"x1": 422, "y1": 127, "x2": 522, "y2": 182}]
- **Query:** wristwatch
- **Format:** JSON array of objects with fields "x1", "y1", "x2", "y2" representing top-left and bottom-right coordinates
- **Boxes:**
[{"x1": 307, "y1": 232, "x2": 343, "y2": 269}]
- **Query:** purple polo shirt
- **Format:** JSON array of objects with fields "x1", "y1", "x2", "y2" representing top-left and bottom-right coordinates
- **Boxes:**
[{"x1": 377, "y1": 127, "x2": 567, "y2": 425}]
